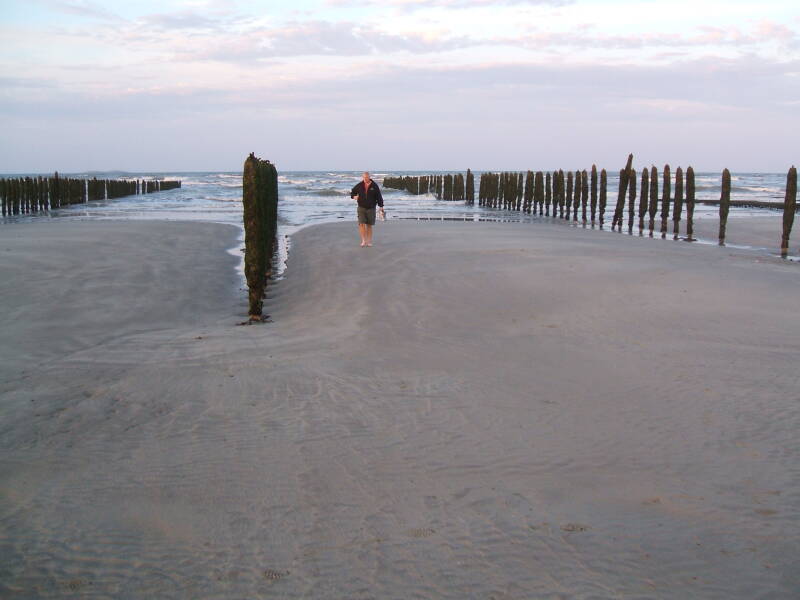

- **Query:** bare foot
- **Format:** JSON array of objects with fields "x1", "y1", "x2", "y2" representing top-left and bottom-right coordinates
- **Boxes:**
[
  {"x1": 366, "y1": 243, "x2": 372, "y2": 247},
  {"x1": 360, "y1": 241, "x2": 366, "y2": 247}
]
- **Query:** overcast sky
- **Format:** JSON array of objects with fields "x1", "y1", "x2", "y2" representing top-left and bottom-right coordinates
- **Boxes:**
[{"x1": 1, "y1": 0, "x2": 798, "y2": 172}]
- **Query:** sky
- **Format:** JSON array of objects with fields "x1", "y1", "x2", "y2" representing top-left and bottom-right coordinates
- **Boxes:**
[{"x1": 0, "y1": 0, "x2": 798, "y2": 172}]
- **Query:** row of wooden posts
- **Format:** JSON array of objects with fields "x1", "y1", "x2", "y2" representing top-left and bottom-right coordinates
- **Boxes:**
[
  {"x1": 383, "y1": 171, "x2": 475, "y2": 202},
  {"x1": 383, "y1": 161, "x2": 798, "y2": 258},
  {"x1": 0, "y1": 174, "x2": 181, "y2": 217},
  {"x1": 242, "y1": 153, "x2": 279, "y2": 321}
]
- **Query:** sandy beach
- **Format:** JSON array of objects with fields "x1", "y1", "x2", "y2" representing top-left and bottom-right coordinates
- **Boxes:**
[{"x1": 1, "y1": 218, "x2": 799, "y2": 598}]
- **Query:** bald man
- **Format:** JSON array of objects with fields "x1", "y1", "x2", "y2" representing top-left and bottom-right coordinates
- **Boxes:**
[{"x1": 350, "y1": 172, "x2": 385, "y2": 247}]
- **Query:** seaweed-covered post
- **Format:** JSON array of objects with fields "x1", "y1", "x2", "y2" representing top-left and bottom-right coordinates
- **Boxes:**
[
  {"x1": 545, "y1": 172, "x2": 552, "y2": 216},
  {"x1": 466, "y1": 169, "x2": 474, "y2": 205},
  {"x1": 660, "y1": 165, "x2": 671, "y2": 239},
  {"x1": 0, "y1": 178, "x2": 6, "y2": 216},
  {"x1": 686, "y1": 166, "x2": 696, "y2": 241},
  {"x1": 534, "y1": 171, "x2": 544, "y2": 217},
  {"x1": 627, "y1": 168, "x2": 636, "y2": 233},
  {"x1": 599, "y1": 169, "x2": 607, "y2": 227},
  {"x1": 648, "y1": 166, "x2": 658, "y2": 236},
  {"x1": 718, "y1": 168, "x2": 731, "y2": 245},
  {"x1": 672, "y1": 167, "x2": 684, "y2": 240},
  {"x1": 638, "y1": 168, "x2": 649, "y2": 235},
  {"x1": 612, "y1": 169, "x2": 626, "y2": 231},
  {"x1": 565, "y1": 171, "x2": 573, "y2": 220},
  {"x1": 581, "y1": 169, "x2": 588, "y2": 224},
  {"x1": 781, "y1": 166, "x2": 797, "y2": 258},
  {"x1": 242, "y1": 152, "x2": 278, "y2": 322},
  {"x1": 590, "y1": 165, "x2": 598, "y2": 226},
  {"x1": 524, "y1": 171, "x2": 533, "y2": 213},
  {"x1": 573, "y1": 171, "x2": 581, "y2": 221},
  {"x1": 517, "y1": 172, "x2": 524, "y2": 211}
]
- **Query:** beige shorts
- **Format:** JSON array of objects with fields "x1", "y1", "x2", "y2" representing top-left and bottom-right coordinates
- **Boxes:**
[{"x1": 357, "y1": 206, "x2": 376, "y2": 225}]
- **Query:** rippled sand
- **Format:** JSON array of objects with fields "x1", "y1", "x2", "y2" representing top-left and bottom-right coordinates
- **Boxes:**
[{"x1": 1, "y1": 219, "x2": 798, "y2": 598}]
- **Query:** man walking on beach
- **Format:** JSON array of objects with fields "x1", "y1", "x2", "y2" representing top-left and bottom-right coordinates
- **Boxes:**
[{"x1": 351, "y1": 172, "x2": 385, "y2": 247}]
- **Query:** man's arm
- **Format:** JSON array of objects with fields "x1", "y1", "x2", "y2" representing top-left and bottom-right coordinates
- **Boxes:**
[
  {"x1": 351, "y1": 183, "x2": 360, "y2": 199},
  {"x1": 375, "y1": 185, "x2": 384, "y2": 208}
]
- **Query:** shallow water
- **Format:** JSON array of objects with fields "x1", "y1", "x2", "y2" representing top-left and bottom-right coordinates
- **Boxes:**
[{"x1": 0, "y1": 170, "x2": 792, "y2": 274}]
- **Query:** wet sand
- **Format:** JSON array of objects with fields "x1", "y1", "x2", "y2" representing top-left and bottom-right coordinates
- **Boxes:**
[{"x1": 1, "y1": 218, "x2": 799, "y2": 598}]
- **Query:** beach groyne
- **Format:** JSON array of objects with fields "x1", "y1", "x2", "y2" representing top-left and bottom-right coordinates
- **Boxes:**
[
  {"x1": 385, "y1": 163, "x2": 799, "y2": 257},
  {"x1": 242, "y1": 153, "x2": 279, "y2": 321},
  {"x1": 0, "y1": 174, "x2": 181, "y2": 217}
]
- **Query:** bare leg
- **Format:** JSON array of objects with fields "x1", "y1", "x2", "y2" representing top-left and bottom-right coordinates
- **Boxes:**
[
  {"x1": 366, "y1": 224, "x2": 373, "y2": 246},
  {"x1": 358, "y1": 223, "x2": 366, "y2": 246}
]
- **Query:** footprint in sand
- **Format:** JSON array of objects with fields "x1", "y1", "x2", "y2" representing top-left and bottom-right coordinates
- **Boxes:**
[
  {"x1": 408, "y1": 527, "x2": 436, "y2": 538},
  {"x1": 263, "y1": 569, "x2": 290, "y2": 581},
  {"x1": 560, "y1": 523, "x2": 589, "y2": 533}
]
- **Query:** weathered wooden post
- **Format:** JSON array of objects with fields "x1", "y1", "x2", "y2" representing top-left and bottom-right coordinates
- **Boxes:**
[
  {"x1": 581, "y1": 169, "x2": 588, "y2": 224},
  {"x1": 627, "y1": 168, "x2": 636, "y2": 233},
  {"x1": 517, "y1": 172, "x2": 524, "y2": 211},
  {"x1": 599, "y1": 169, "x2": 607, "y2": 227},
  {"x1": 573, "y1": 170, "x2": 581, "y2": 222},
  {"x1": 523, "y1": 171, "x2": 533, "y2": 213},
  {"x1": 718, "y1": 168, "x2": 731, "y2": 245},
  {"x1": 781, "y1": 166, "x2": 797, "y2": 258},
  {"x1": 242, "y1": 153, "x2": 278, "y2": 321},
  {"x1": 672, "y1": 167, "x2": 684, "y2": 240},
  {"x1": 545, "y1": 172, "x2": 552, "y2": 216},
  {"x1": 612, "y1": 154, "x2": 633, "y2": 230},
  {"x1": 638, "y1": 169, "x2": 648, "y2": 235},
  {"x1": 466, "y1": 169, "x2": 474, "y2": 205},
  {"x1": 686, "y1": 166, "x2": 695, "y2": 241},
  {"x1": 647, "y1": 166, "x2": 658, "y2": 236},
  {"x1": 534, "y1": 171, "x2": 544, "y2": 217},
  {"x1": 0, "y1": 178, "x2": 6, "y2": 216},
  {"x1": 559, "y1": 170, "x2": 566, "y2": 218},
  {"x1": 565, "y1": 171, "x2": 573, "y2": 220},
  {"x1": 660, "y1": 165, "x2": 671, "y2": 239},
  {"x1": 590, "y1": 165, "x2": 598, "y2": 226}
]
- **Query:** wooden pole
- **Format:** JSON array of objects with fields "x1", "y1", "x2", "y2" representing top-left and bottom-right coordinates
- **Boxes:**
[
  {"x1": 627, "y1": 168, "x2": 636, "y2": 233},
  {"x1": 565, "y1": 171, "x2": 573, "y2": 220},
  {"x1": 781, "y1": 166, "x2": 797, "y2": 258},
  {"x1": 638, "y1": 168, "x2": 648, "y2": 235},
  {"x1": 545, "y1": 172, "x2": 552, "y2": 216},
  {"x1": 660, "y1": 165, "x2": 671, "y2": 239},
  {"x1": 648, "y1": 166, "x2": 658, "y2": 237},
  {"x1": 719, "y1": 168, "x2": 731, "y2": 245},
  {"x1": 673, "y1": 167, "x2": 684, "y2": 240},
  {"x1": 599, "y1": 169, "x2": 607, "y2": 227},
  {"x1": 686, "y1": 166, "x2": 695, "y2": 241}
]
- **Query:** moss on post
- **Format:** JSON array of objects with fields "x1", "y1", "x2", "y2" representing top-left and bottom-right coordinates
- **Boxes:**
[
  {"x1": 781, "y1": 166, "x2": 797, "y2": 258},
  {"x1": 719, "y1": 168, "x2": 731, "y2": 245},
  {"x1": 673, "y1": 167, "x2": 684, "y2": 240}
]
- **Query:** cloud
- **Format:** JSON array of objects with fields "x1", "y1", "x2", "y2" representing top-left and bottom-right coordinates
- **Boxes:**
[
  {"x1": 41, "y1": 0, "x2": 121, "y2": 20},
  {"x1": 327, "y1": 0, "x2": 574, "y2": 9}
]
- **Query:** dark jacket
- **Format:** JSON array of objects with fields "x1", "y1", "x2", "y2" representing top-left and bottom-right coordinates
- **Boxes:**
[{"x1": 351, "y1": 179, "x2": 384, "y2": 209}]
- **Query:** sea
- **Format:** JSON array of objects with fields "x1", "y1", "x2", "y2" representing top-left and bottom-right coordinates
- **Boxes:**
[{"x1": 0, "y1": 170, "x2": 791, "y2": 274}]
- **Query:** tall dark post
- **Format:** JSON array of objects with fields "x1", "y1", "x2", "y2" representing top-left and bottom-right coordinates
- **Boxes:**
[
  {"x1": 590, "y1": 165, "x2": 598, "y2": 225},
  {"x1": 612, "y1": 169, "x2": 626, "y2": 232},
  {"x1": 718, "y1": 168, "x2": 731, "y2": 245},
  {"x1": 638, "y1": 169, "x2": 649, "y2": 235},
  {"x1": 660, "y1": 165, "x2": 671, "y2": 239},
  {"x1": 599, "y1": 169, "x2": 607, "y2": 227},
  {"x1": 580, "y1": 169, "x2": 588, "y2": 224},
  {"x1": 686, "y1": 166, "x2": 696, "y2": 241},
  {"x1": 781, "y1": 166, "x2": 797, "y2": 258},
  {"x1": 534, "y1": 171, "x2": 544, "y2": 217},
  {"x1": 558, "y1": 170, "x2": 566, "y2": 218},
  {"x1": 517, "y1": 172, "x2": 524, "y2": 211},
  {"x1": 572, "y1": 171, "x2": 580, "y2": 221},
  {"x1": 524, "y1": 171, "x2": 533, "y2": 213},
  {"x1": 0, "y1": 178, "x2": 6, "y2": 216},
  {"x1": 627, "y1": 168, "x2": 636, "y2": 233},
  {"x1": 466, "y1": 169, "x2": 474, "y2": 205},
  {"x1": 545, "y1": 172, "x2": 552, "y2": 216},
  {"x1": 565, "y1": 171, "x2": 573, "y2": 220},
  {"x1": 648, "y1": 166, "x2": 658, "y2": 236},
  {"x1": 673, "y1": 167, "x2": 684, "y2": 240},
  {"x1": 242, "y1": 153, "x2": 278, "y2": 321}
]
